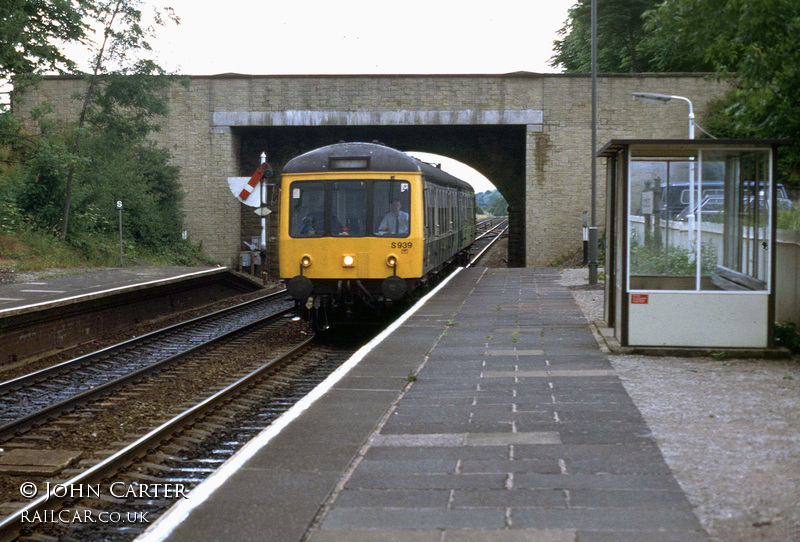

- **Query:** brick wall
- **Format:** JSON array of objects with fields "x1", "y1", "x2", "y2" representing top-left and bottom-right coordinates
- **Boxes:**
[{"x1": 15, "y1": 73, "x2": 730, "y2": 267}]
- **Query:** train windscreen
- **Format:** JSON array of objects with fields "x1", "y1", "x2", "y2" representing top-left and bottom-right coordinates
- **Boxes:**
[{"x1": 289, "y1": 179, "x2": 410, "y2": 237}]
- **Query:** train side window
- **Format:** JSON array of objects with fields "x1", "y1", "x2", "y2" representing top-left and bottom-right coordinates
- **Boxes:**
[
  {"x1": 449, "y1": 191, "x2": 456, "y2": 232},
  {"x1": 424, "y1": 185, "x2": 434, "y2": 237},
  {"x1": 289, "y1": 182, "x2": 325, "y2": 237},
  {"x1": 373, "y1": 180, "x2": 410, "y2": 236},
  {"x1": 436, "y1": 188, "x2": 443, "y2": 236}
]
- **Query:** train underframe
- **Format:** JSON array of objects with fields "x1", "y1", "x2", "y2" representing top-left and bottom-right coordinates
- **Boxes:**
[
  {"x1": 286, "y1": 248, "x2": 471, "y2": 330},
  {"x1": 288, "y1": 276, "x2": 421, "y2": 330}
]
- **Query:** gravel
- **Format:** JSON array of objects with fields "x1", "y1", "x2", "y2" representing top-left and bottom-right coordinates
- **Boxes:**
[{"x1": 561, "y1": 268, "x2": 800, "y2": 542}]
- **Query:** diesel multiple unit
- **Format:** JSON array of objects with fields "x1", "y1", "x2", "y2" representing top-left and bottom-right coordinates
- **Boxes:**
[{"x1": 279, "y1": 142, "x2": 476, "y2": 327}]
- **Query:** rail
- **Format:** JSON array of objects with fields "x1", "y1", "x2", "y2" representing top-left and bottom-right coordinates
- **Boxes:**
[
  {"x1": 0, "y1": 337, "x2": 322, "y2": 542},
  {"x1": 469, "y1": 220, "x2": 509, "y2": 267},
  {"x1": 0, "y1": 290, "x2": 292, "y2": 439}
]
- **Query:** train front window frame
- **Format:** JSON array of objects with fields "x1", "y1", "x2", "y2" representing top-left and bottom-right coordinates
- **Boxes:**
[
  {"x1": 331, "y1": 181, "x2": 367, "y2": 236},
  {"x1": 373, "y1": 180, "x2": 411, "y2": 237},
  {"x1": 289, "y1": 182, "x2": 325, "y2": 237},
  {"x1": 288, "y1": 179, "x2": 411, "y2": 238}
]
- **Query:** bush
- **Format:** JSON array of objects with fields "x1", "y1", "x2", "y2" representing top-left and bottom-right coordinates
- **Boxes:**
[
  {"x1": 630, "y1": 237, "x2": 718, "y2": 276},
  {"x1": 777, "y1": 207, "x2": 800, "y2": 230},
  {"x1": 774, "y1": 320, "x2": 800, "y2": 354}
]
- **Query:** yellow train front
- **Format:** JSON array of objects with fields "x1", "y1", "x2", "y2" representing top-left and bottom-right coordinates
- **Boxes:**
[{"x1": 279, "y1": 142, "x2": 475, "y2": 328}]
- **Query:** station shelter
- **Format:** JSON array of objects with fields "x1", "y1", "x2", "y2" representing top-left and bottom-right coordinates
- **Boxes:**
[{"x1": 599, "y1": 139, "x2": 785, "y2": 348}]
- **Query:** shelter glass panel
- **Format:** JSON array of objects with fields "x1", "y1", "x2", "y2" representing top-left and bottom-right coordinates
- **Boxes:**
[{"x1": 628, "y1": 148, "x2": 773, "y2": 292}]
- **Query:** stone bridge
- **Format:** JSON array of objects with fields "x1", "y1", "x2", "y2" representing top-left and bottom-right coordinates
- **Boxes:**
[{"x1": 21, "y1": 72, "x2": 729, "y2": 269}]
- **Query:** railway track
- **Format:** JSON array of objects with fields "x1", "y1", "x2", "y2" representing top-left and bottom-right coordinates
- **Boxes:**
[
  {"x1": 0, "y1": 221, "x2": 505, "y2": 541},
  {"x1": 0, "y1": 291, "x2": 294, "y2": 440},
  {"x1": 0, "y1": 286, "x2": 369, "y2": 541},
  {"x1": 0, "y1": 332, "x2": 359, "y2": 542},
  {"x1": 471, "y1": 217, "x2": 509, "y2": 266}
]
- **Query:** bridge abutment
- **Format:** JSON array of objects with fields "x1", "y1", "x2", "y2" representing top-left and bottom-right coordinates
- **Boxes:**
[{"x1": 17, "y1": 73, "x2": 730, "y2": 269}]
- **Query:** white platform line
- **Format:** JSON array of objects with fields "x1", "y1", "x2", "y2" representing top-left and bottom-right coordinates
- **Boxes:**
[{"x1": 135, "y1": 268, "x2": 464, "y2": 542}]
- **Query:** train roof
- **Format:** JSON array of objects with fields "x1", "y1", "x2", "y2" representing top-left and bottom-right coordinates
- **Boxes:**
[{"x1": 282, "y1": 142, "x2": 474, "y2": 192}]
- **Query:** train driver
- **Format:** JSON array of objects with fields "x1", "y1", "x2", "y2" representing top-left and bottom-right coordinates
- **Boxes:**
[{"x1": 377, "y1": 200, "x2": 409, "y2": 235}]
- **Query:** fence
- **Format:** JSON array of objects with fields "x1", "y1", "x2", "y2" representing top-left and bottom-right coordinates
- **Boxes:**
[{"x1": 629, "y1": 217, "x2": 800, "y2": 324}]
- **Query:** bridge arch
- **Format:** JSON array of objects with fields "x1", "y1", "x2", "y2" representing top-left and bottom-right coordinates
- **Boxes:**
[{"x1": 225, "y1": 111, "x2": 539, "y2": 267}]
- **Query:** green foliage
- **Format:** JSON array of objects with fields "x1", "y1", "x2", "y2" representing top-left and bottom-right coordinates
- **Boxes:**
[
  {"x1": 0, "y1": 0, "x2": 190, "y2": 262},
  {"x1": 14, "y1": 133, "x2": 76, "y2": 231},
  {"x1": 777, "y1": 208, "x2": 800, "y2": 231},
  {"x1": 0, "y1": 226, "x2": 209, "y2": 271},
  {"x1": 645, "y1": 0, "x2": 800, "y2": 192},
  {"x1": 0, "y1": 0, "x2": 89, "y2": 90},
  {"x1": 86, "y1": 68, "x2": 171, "y2": 139},
  {"x1": 629, "y1": 238, "x2": 718, "y2": 276},
  {"x1": 76, "y1": 137, "x2": 183, "y2": 251},
  {"x1": 550, "y1": 0, "x2": 673, "y2": 73},
  {"x1": 5, "y1": 113, "x2": 185, "y2": 251},
  {"x1": 57, "y1": 0, "x2": 180, "y2": 239},
  {"x1": 552, "y1": 0, "x2": 800, "y2": 193},
  {"x1": 475, "y1": 190, "x2": 508, "y2": 216},
  {"x1": 703, "y1": 91, "x2": 800, "y2": 192},
  {"x1": 774, "y1": 320, "x2": 800, "y2": 354}
]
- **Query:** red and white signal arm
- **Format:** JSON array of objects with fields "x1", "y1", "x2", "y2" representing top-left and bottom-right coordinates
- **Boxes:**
[
  {"x1": 228, "y1": 177, "x2": 262, "y2": 207},
  {"x1": 228, "y1": 162, "x2": 272, "y2": 207}
]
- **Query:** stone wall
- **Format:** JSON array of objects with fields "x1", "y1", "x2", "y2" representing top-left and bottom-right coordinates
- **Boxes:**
[
  {"x1": 15, "y1": 73, "x2": 731, "y2": 267},
  {"x1": 532, "y1": 74, "x2": 730, "y2": 264}
]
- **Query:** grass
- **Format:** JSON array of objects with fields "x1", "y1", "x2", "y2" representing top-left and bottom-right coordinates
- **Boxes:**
[
  {"x1": 1, "y1": 231, "x2": 89, "y2": 271},
  {"x1": 0, "y1": 229, "x2": 213, "y2": 273},
  {"x1": 777, "y1": 207, "x2": 800, "y2": 231}
]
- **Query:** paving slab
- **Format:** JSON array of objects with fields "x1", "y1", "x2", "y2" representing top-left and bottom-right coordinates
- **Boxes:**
[
  {"x1": 310, "y1": 268, "x2": 707, "y2": 540},
  {"x1": 150, "y1": 268, "x2": 707, "y2": 542}
]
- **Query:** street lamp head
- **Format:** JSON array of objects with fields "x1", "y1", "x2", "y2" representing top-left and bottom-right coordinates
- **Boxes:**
[
  {"x1": 632, "y1": 91, "x2": 695, "y2": 139},
  {"x1": 632, "y1": 92, "x2": 674, "y2": 104}
]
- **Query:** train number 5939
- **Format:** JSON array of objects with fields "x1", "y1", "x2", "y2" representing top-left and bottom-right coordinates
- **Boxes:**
[{"x1": 390, "y1": 242, "x2": 413, "y2": 249}]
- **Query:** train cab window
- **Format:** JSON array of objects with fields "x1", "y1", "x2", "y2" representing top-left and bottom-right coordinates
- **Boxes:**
[
  {"x1": 332, "y1": 181, "x2": 366, "y2": 236},
  {"x1": 374, "y1": 180, "x2": 410, "y2": 236},
  {"x1": 289, "y1": 182, "x2": 325, "y2": 237}
]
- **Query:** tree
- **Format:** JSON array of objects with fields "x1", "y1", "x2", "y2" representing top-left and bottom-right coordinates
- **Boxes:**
[
  {"x1": 60, "y1": 0, "x2": 178, "y2": 239},
  {"x1": 552, "y1": 0, "x2": 800, "y2": 189},
  {"x1": 0, "y1": 0, "x2": 90, "y2": 94},
  {"x1": 645, "y1": 0, "x2": 800, "y2": 187},
  {"x1": 0, "y1": 0, "x2": 90, "y2": 162},
  {"x1": 550, "y1": 0, "x2": 672, "y2": 73}
]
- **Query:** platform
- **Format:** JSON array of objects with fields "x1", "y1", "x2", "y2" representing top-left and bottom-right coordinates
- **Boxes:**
[
  {"x1": 0, "y1": 267, "x2": 220, "y2": 311},
  {"x1": 0, "y1": 266, "x2": 262, "y2": 366},
  {"x1": 139, "y1": 267, "x2": 706, "y2": 542}
]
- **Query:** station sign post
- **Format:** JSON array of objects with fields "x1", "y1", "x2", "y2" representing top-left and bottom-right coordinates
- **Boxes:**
[{"x1": 116, "y1": 200, "x2": 124, "y2": 266}]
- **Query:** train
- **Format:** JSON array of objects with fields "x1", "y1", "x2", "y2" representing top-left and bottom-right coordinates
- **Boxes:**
[{"x1": 278, "y1": 142, "x2": 476, "y2": 327}]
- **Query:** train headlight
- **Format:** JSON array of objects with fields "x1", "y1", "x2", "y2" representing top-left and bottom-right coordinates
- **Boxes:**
[
  {"x1": 301, "y1": 255, "x2": 312, "y2": 268},
  {"x1": 386, "y1": 255, "x2": 397, "y2": 268},
  {"x1": 342, "y1": 254, "x2": 355, "y2": 267}
]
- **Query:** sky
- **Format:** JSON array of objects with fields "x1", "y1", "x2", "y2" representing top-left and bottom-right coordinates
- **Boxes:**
[
  {"x1": 81, "y1": 0, "x2": 578, "y2": 191},
  {"x1": 142, "y1": 0, "x2": 577, "y2": 76}
]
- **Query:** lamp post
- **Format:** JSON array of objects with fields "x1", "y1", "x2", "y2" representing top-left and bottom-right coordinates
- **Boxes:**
[
  {"x1": 632, "y1": 92, "x2": 697, "y2": 254},
  {"x1": 588, "y1": 0, "x2": 598, "y2": 285}
]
